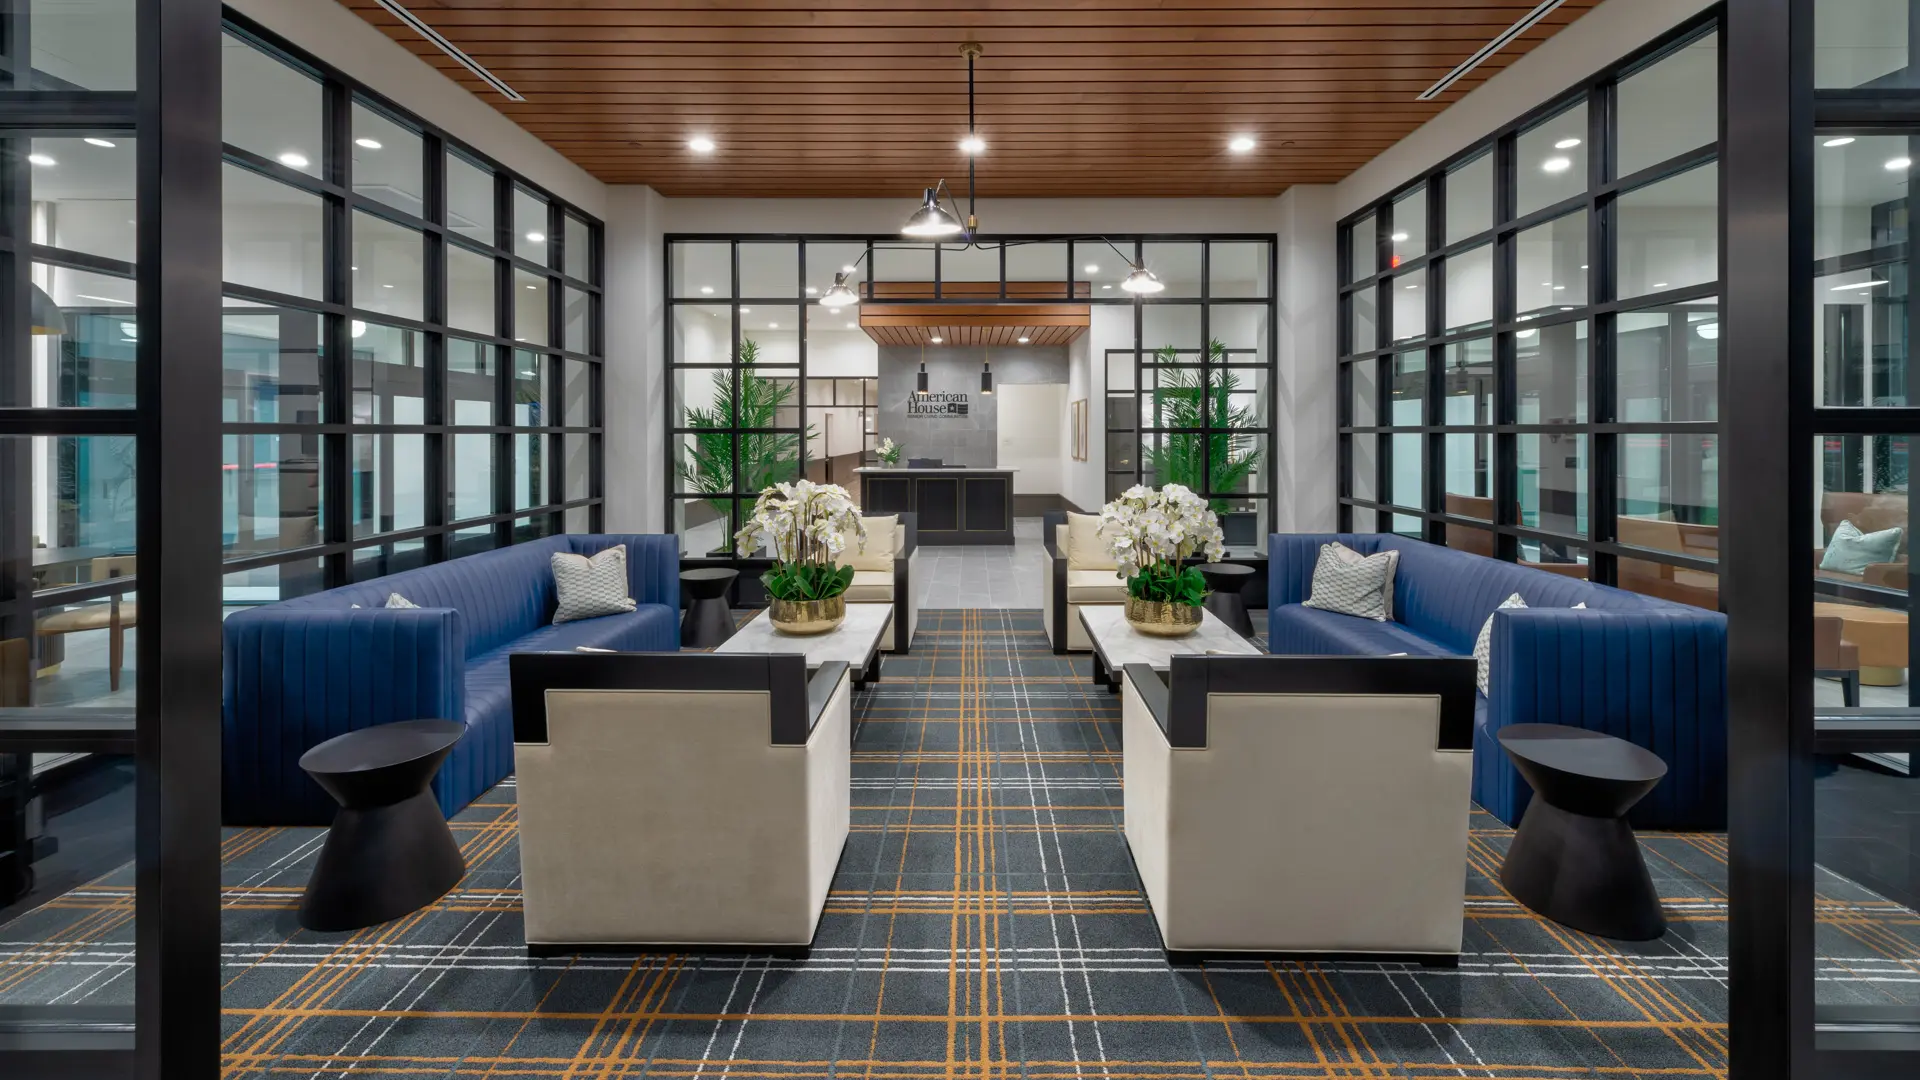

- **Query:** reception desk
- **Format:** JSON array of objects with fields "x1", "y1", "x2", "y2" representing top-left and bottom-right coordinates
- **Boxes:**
[{"x1": 856, "y1": 467, "x2": 1016, "y2": 546}]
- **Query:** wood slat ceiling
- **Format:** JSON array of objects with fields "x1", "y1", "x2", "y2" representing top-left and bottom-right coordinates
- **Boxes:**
[
  {"x1": 859, "y1": 300, "x2": 1091, "y2": 348},
  {"x1": 342, "y1": 1, "x2": 1603, "y2": 198}
]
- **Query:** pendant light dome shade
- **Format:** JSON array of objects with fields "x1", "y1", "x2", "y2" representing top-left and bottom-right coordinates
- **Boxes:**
[
  {"x1": 819, "y1": 272, "x2": 860, "y2": 308},
  {"x1": 1121, "y1": 264, "x2": 1166, "y2": 294},
  {"x1": 901, "y1": 187, "x2": 964, "y2": 238},
  {"x1": 30, "y1": 284, "x2": 66, "y2": 335}
]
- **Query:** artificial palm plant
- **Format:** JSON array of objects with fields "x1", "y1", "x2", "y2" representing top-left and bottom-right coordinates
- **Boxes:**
[
  {"x1": 675, "y1": 337, "x2": 809, "y2": 546},
  {"x1": 1141, "y1": 338, "x2": 1262, "y2": 513}
]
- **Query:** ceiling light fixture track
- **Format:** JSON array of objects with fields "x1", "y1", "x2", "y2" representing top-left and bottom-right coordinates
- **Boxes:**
[
  {"x1": 1417, "y1": 0, "x2": 1566, "y2": 101},
  {"x1": 373, "y1": 0, "x2": 525, "y2": 102}
]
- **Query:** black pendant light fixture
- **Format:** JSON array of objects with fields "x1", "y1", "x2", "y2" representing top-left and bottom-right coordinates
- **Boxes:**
[
  {"x1": 980, "y1": 354, "x2": 993, "y2": 395},
  {"x1": 900, "y1": 41, "x2": 983, "y2": 241},
  {"x1": 916, "y1": 343, "x2": 929, "y2": 396}
]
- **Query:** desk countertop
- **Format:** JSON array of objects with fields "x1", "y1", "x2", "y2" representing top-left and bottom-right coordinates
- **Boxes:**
[{"x1": 853, "y1": 466, "x2": 1019, "y2": 473}]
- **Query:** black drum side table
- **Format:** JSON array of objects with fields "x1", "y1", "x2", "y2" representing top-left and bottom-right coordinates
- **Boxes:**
[
  {"x1": 297, "y1": 719, "x2": 467, "y2": 933},
  {"x1": 1497, "y1": 723, "x2": 1670, "y2": 941},
  {"x1": 681, "y1": 568, "x2": 740, "y2": 648},
  {"x1": 1197, "y1": 563, "x2": 1256, "y2": 638}
]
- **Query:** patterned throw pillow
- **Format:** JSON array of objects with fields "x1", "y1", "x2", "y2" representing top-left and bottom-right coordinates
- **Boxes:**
[
  {"x1": 384, "y1": 593, "x2": 419, "y2": 609},
  {"x1": 1820, "y1": 518, "x2": 1903, "y2": 575},
  {"x1": 1473, "y1": 593, "x2": 1528, "y2": 695},
  {"x1": 1302, "y1": 542, "x2": 1397, "y2": 621},
  {"x1": 551, "y1": 544, "x2": 637, "y2": 624}
]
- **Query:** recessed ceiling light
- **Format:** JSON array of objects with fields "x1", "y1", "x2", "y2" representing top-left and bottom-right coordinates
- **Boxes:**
[
  {"x1": 1554, "y1": 137, "x2": 1582, "y2": 150},
  {"x1": 1652, "y1": 282, "x2": 1669, "y2": 289},
  {"x1": 930, "y1": 335, "x2": 943, "y2": 343},
  {"x1": 525, "y1": 284, "x2": 537, "y2": 290},
  {"x1": 1084, "y1": 263, "x2": 1100, "y2": 273},
  {"x1": 769, "y1": 321, "x2": 780, "y2": 329},
  {"x1": 1228, "y1": 135, "x2": 1256, "y2": 153},
  {"x1": 689, "y1": 136, "x2": 716, "y2": 153},
  {"x1": 525, "y1": 231, "x2": 545, "y2": 243},
  {"x1": 846, "y1": 322, "x2": 857, "y2": 329},
  {"x1": 1832, "y1": 279, "x2": 1889, "y2": 290},
  {"x1": 1517, "y1": 328, "x2": 1538, "y2": 339},
  {"x1": 1696, "y1": 322, "x2": 1720, "y2": 340},
  {"x1": 1888, "y1": 157, "x2": 1913, "y2": 171},
  {"x1": 740, "y1": 307, "x2": 751, "y2": 313},
  {"x1": 355, "y1": 137, "x2": 382, "y2": 150},
  {"x1": 1017, "y1": 336, "x2": 1030, "y2": 344},
  {"x1": 1405, "y1": 284, "x2": 1419, "y2": 290},
  {"x1": 842, "y1": 264, "x2": 856, "y2": 273},
  {"x1": 1552, "y1": 285, "x2": 1566, "y2": 291},
  {"x1": 959, "y1": 134, "x2": 985, "y2": 154},
  {"x1": 1541, "y1": 156, "x2": 1572, "y2": 173},
  {"x1": 277, "y1": 150, "x2": 309, "y2": 168},
  {"x1": 83, "y1": 137, "x2": 115, "y2": 148},
  {"x1": 1560, "y1": 306, "x2": 1575, "y2": 311},
  {"x1": 805, "y1": 286, "x2": 818, "y2": 294},
  {"x1": 381, "y1": 283, "x2": 394, "y2": 289},
  {"x1": 1100, "y1": 284, "x2": 1112, "y2": 290},
  {"x1": 26, "y1": 153, "x2": 55, "y2": 167},
  {"x1": 1824, "y1": 137, "x2": 1856, "y2": 148},
  {"x1": 699, "y1": 286, "x2": 714, "y2": 295},
  {"x1": 1541, "y1": 281, "x2": 1553, "y2": 287},
  {"x1": 1391, "y1": 232, "x2": 1409, "y2": 242},
  {"x1": 351, "y1": 320, "x2": 367, "y2": 339},
  {"x1": 1579, "y1": 264, "x2": 1588, "y2": 270}
]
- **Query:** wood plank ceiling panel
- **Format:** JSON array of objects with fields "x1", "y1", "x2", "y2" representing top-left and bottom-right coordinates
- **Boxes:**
[{"x1": 341, "y1": 1, "x2": 1604, "y2": 198}]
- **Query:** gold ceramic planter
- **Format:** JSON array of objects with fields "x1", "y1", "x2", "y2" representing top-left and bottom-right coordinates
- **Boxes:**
[
  {"x1": 1125, "y1": 597, "x2": 1204, "y2": 637},
  {"x1": 768, "y1": 595, "x2": 847, "y2": 635}
]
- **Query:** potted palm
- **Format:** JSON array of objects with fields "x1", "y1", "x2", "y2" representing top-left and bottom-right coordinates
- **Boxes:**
[
  {"x1": 675, "y1": 338, "x2": 808, "y2": 555},
  {"x1": 1141, "y1": 340, "x2": 1263, "y2": 548},
  {"x1": 735, "y1": 480, "x2": 868, "y2": 635},
  {"x1": 1102, "y1": 483, "x2": 1226, "y2": 637}
]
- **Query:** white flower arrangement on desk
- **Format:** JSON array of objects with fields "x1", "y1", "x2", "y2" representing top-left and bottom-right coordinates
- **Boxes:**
[
  {"x1": 735, "y1": 480, "x2": 868, "y2": 603},
  {"x1": 1100, "y1": 483, "x2": 1226, "y2": 607},
  {"x1": 876, "y1": 437, "x2": 902, "y2": 468}
]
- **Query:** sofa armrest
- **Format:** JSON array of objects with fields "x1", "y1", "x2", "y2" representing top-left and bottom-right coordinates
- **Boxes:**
[
  {"x1": 1121, "y1": 664, "x2": 1171, "y2": 739},
  {"x1": 896, "y1": 512, "x2": 918, "y2": 557},
  {"x1": 1487, "y1": 607, "x2": 1727, "y2": 828},
  {"x1": 807, "y1": 661, "x2": 851, "y2": 735},
  {"x1": 1863, "y1": 561, "x2": 1909, "y2": 590},
  {"x1": 572, "y1": 533, "x2": 680, "y2": 609},
  {"x1": 222, "y1": 607, "x2": 468, "y2": 823}
]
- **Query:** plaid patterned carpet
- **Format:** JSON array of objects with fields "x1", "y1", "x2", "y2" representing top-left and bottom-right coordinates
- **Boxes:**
[{"x1": 6, "y1": 608, "x2": 1920, "y2": 1077}]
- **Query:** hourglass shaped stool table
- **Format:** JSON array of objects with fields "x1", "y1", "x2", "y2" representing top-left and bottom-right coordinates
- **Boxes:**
[
  {"x1": 297, "y1": 719, "x2": 467, "y2": 932},
  {"x1": 1497, "y1": 724, "x2": 1669, "y2": 941},
  {"x1": 680, "y1": 568, "x2": 741, "y2": 648}
]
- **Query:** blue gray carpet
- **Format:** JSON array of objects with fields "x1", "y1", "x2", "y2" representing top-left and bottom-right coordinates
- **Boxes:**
[{"x1": 5, "y1": 608, "x2": 1920, "y2": 1077}]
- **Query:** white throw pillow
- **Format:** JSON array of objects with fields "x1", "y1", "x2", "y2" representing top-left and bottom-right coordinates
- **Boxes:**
[
  {"x1": 1302, "y1": 542, "x2": 1396, "y2": 621},
  {"x1": 384, "y1": 593, "x2": 418, "y2": 609},
  {"x1": 1474, "y1": 593, "x2": 1528, "y2": 695},
  {"x1": 1066, "y1": 511, "x2": 1119, "y2": 571},
  {"x1": 551, "y1": 544, "x2": 637, "y2": 624},
  {"x1": 841, "y1": 515, "x2": 897, "y2": 573}
]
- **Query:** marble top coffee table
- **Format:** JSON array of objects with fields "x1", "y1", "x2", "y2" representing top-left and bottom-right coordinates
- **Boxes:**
[
  {"x1": 717, "y1": 603, "x2": 893, "y2": 686},
  {"x1": 1077, "y1": 605, "x2": 1262, "y2": 692}
]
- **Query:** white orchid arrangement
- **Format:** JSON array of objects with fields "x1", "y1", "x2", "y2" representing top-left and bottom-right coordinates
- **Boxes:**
[
  {"x1": 735, "y1": 480, "x2": 868, "y2": 601},
  {"x1": 1099, "y1": 483, "x2": 1226, "y2": 605},
  {"x1": 876, "y1": 437, "x2": 902, "y2": 467}
]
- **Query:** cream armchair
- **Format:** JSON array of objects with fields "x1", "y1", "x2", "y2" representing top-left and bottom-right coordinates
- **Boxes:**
[
  {"x1": 841, "y1": 512, "x2": 919, "y2": 652},
  {"x1": 1041, "y1": 510, "x2": 1128, "y2": 653},
  {"x1": 509, "y1": 652, "x2": 852, "y2": 952},
  {"x1": 1121, "y1": 654, "x2": 1477, "y2": 963}
]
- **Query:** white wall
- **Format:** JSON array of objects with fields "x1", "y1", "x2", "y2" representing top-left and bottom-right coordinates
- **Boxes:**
[
  {"x1": 1065, "y1": 330, "x2": 1100, "y2": 513},
  {"x1": 997, "y1": 383, "x2": 1068, "y2": 496},
  {"x1": 228, "y1": 0, "x2": 606, "y2": 217},
  {"x1": 1335, "y1": 0, "x2": 1718, "y2": 218}
]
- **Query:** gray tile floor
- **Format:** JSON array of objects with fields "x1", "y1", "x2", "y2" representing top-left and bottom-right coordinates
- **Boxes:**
[{"x1": 915, "y1": 516, "x2": 1047, "y2": 609}]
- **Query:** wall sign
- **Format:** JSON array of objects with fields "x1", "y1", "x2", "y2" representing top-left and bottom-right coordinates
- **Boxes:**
[{"x1": 907, "y1": 391, "x2": 970, "y2": 418}]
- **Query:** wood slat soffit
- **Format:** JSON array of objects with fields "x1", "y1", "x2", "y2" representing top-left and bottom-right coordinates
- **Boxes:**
[{"x1": 344, "y1": 1, "x2": 1601, "y2": 198}]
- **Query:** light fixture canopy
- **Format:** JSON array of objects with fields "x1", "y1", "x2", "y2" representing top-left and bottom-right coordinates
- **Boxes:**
[
  {"x1": 819, "y1": 272, "x2": 860, "y2": 308},
  {"x1": 901, "y1": 186, "x2": 965, "y2": 237},
  {"x1": 1121, "y1": 264, "x2": 1165, "y2": 294}
]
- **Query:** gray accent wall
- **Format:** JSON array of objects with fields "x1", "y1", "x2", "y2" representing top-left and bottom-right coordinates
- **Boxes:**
[{"x1": 876, "y1": 345, "x2": 1068, "y2": 468}]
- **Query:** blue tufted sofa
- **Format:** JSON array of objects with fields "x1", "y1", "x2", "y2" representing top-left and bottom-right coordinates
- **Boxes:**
[
  {"x1": 1267, "y1": 534, "x2": 1726, "y2": 830},
  {"x1": 222, "y1": 534, "x2": 679, "y2": 825}
]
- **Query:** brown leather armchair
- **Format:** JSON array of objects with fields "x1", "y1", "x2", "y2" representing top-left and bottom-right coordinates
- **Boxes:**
[{"x1": 1814, "y1": 614, "x2": 1861, "y2": 708}]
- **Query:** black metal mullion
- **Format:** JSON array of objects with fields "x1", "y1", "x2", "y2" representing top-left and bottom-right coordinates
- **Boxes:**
[
  {"x1": 796, "y1": 239, "x2": 809, "y2": 483},
  {"x1": 1589, "y1": 70, "x2": 1618, "y2": 586},
  {"x1": 1494, "y1": 126, "x2": 1521, "y2": 563},
  {"x1": 421, "y1": 130, "x2": 448, "y2": 562},
  {"x1": 320, "y1": 67, "x2": 351, "y2": 589},
  {"x1": 1425, "y1": 179, "x2": 1446, "y2": 543},
  {"x1": 491, "y1": 169, "x2": 512, "y2": 549}
]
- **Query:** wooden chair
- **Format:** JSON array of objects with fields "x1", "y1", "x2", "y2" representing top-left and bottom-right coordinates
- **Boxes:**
[{"x1": 36, "y1": 556, "x2": 137, "y2": 691}]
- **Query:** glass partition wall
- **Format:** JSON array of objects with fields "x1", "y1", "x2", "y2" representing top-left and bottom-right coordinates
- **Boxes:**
[
  {"x1": 219, "y1": 15, "x2": 604, "y2": 608},
  {"x1": 666, "y1": 236, "x2": 1275, "y2": 563},
  {"x1": 1338, "y1": 16, "x2": 1722, "y2": 607}
]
